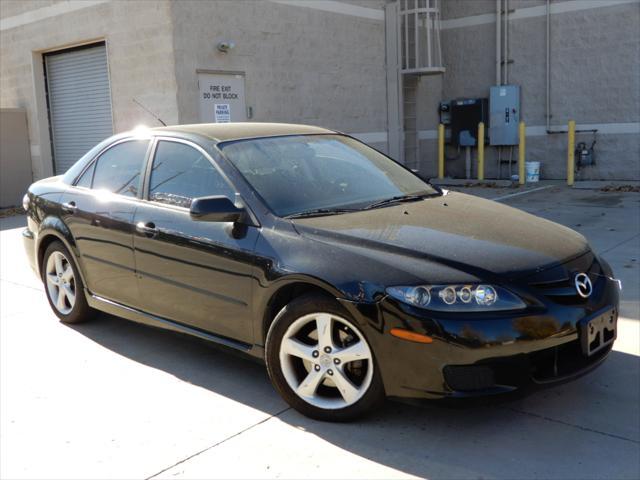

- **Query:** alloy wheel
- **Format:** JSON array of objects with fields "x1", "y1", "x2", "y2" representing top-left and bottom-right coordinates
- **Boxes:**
[
  {"x1": 45, "y1": 251, "x2": 76, "y2": 315},
  {"x1": 279, "y1": 312, "x2": 374, "y2": 410}
]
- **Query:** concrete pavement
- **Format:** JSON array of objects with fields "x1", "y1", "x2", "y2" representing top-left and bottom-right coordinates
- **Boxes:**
[{"x1": 1, "y1": 186, "x2": 638, "y2": 479}]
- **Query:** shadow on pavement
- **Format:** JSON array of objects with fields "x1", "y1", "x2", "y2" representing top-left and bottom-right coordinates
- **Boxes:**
[{"x1": 70, "y1": 311, "x2": 640, "y2": 479}]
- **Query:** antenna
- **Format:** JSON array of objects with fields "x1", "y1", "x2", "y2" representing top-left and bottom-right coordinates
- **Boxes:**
[{"x1": 132, "y1": 98, "x2": 167, "y2": 126}]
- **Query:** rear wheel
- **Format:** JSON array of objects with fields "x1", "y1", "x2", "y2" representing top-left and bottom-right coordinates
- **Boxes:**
[
  {"x1": 266, "y1": 293, "x2": 384, "y2": 421},
  {"x1": 42, "y1": 241, "x2": 93, "y2": 324}
]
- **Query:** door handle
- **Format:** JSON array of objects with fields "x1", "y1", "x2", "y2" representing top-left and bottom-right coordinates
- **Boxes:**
[
  {"x1": 136, "y1": 221, "x2": 158, "y2": 237},
  {"x1": 62, "y1": 201, "x2": 77, "y2": 214}
]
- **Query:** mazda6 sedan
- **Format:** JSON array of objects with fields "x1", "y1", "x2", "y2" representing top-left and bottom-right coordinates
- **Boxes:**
[{"x1": 23, "y1": 123, "x2": 620, "y2": 421}]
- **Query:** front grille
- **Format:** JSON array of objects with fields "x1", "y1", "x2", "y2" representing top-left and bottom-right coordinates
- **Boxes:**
[{"x1": 526, "y1": 252, "x2": 602, "y2": 304}]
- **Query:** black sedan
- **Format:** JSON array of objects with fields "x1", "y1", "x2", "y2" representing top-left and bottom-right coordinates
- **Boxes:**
[{"x1": 23, "y1": 123, "x2": 620, "y2": 421}]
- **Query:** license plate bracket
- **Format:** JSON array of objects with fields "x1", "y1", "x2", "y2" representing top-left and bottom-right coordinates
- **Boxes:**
[{"x1": 579, "y1": 307, "x2": 617, "y2": 356}]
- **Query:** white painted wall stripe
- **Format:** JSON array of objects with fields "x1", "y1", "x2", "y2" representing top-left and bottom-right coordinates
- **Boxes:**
[
  {"x1": 418, "y1": 130, "x2": 438, "y2": 140},
  {"x1": 349, "y1": 131, "x2": 388, "y2": 143},
  {"x1": 2, "y1": 0, "x2": 634, "y2": 34},
  {"x1": 0, "y1": 0, "x2": 386, "y2": 32},
  {"x1": 418, "y1": 122, "x2": 640, "y2": 140},
  {"x1": 441, "y1": 0, "x2": 639, "y2": 30},
  {"x1": 441, "y1": 12, "x2": 497, "y2": 30},
  {"x1": 269, "y1": 0, "x2": 384, "y2": 21},
  {"x1": 525, "y1": 123, "x2": 640, "y2": 137},
  {"x1": 0, "y1": 0, "x2": 110, "y2": 31},
  {"x1": 347, "y1": 122, "x2": 638, "y2": 145}
]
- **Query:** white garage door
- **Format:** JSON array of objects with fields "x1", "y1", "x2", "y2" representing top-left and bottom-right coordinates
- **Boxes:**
[{"x1": 45, "y1": 43, "x2": 113, "y2": 174}]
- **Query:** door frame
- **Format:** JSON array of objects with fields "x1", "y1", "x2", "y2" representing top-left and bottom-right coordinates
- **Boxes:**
[{"x1": 196, "y1": 70, "x2": 248, "y2": 123}]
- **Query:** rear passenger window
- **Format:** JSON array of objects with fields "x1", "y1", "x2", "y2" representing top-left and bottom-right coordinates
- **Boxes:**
[
  {"x1": 148, "y1": 141, "x2": 234, "y2": 208},
  {"x1": 75, "y1": 162, "x2": 95, "y2": 188},
  {"x1": 91, "y1": 140, "x2": 149, "y2": 197}
]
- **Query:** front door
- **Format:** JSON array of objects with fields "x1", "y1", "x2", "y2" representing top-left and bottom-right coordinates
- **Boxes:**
[
  {"x1": 133, "y1": 139, "x2": 258, "y2": 343},
  {"x1": 198, "y1": 72, "x2": 247, "y2": 123}
]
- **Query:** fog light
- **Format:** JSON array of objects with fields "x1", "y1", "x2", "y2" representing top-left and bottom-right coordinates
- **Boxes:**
[{"x1": 22, "y1": 193, "x2": 30, "y2": 212}]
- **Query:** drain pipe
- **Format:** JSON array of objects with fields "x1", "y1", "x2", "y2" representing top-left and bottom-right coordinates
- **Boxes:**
[
  {"x1": 504, "y1": 0, "x2": 509, "y2": 84},
  {"x1": 496, "y1": 0, "x2": 501, "y2": 85},
  {"x1": 546, "y1": 0, "x2": 551, "y2": 132}
]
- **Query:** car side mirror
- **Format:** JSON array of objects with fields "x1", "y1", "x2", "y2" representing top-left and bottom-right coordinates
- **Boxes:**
[{"x1": 190, "y1": 195, "x2": 245, "y2": 223}]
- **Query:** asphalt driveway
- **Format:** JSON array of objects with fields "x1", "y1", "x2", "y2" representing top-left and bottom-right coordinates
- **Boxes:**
[{"x1": 1, "y1": 184, "x2": 638, "y2": 479}]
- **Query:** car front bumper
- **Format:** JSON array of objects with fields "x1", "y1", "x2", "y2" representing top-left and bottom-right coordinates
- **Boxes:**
[{"x1": 340, "y1": 275, "x2": 621, "y2": 400}]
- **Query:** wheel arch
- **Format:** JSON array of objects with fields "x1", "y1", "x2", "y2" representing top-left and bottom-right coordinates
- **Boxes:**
[
  {"x1": 36, "y1": 217, "x2": 85, "y2": 286},
  {"x1": 260, "y1": 277, "x2": 343, "y2": 345}
]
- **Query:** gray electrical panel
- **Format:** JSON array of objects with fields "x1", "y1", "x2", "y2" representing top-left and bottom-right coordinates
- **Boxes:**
[{"x1": 489, "y1": 85, "x2": 520, "y2": 145}]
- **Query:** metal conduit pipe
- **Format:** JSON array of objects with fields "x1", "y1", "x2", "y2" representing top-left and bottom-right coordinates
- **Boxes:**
[
  {"x1": 496, "y1": 0, "x2": 501, "y2": 85},
  {"x1": 546, "y1": 0, "x2": 551, "y2": 132},
  {"x1": 504, "y1": 0, "x2": 509, "y2": 84}
]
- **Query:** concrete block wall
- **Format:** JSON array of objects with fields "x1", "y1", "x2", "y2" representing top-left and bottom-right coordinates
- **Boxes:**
[
  {"x1": 2, "y1": 0, "x2": 637, "y2": 182},
  {"x1": 1, "y1": 0, "x2": 389, "y2": 180},
  {"x1": 169, "y1": 0, "x2": 388, "y2": 151},
  {"x1": 416, "y1": 0, "x2": 640, "y2": 181},
  {"x1": 0, "y1": 0, "x2": 179, "y2": 180}
]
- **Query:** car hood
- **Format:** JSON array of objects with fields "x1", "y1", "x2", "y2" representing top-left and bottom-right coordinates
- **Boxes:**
[{"x1": 291, "y1": 191, "x2": 589, "y2": 280}]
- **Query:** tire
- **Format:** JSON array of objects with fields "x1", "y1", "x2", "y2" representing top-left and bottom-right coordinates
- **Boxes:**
[
  {"x1": 42, "y1": 241, "x2": 94, "y2": 324},
  {"x1": 266, "y1": 293, "x2": 384, "y2": 421}
]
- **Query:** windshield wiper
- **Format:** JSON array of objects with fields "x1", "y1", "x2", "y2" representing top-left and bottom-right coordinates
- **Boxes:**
[
  {"x1": 285, "y1": 207, "x2": 358, "y2": 219},
  {"x1": 363, "y1": 193, "x2": 434, "y2": 210}
]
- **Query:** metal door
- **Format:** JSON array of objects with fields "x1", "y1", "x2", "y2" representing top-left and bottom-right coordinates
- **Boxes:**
[
  {"x1": 45, "y1": 43, "x2": 113, "y2": 174},
  {"x1": 198, "y1": 72, "x2": 247, "y2": 123}
]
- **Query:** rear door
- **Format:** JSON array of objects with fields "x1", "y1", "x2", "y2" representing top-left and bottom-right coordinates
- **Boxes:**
[
  {"x1": 132, "y1": 138, "x2": 258, "y2": 343},
  {"x1": 60, "y1": 139, "x2": 150, "y2": 306}
]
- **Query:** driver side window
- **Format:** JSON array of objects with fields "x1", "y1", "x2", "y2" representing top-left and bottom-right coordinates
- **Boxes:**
[{"x1": 148, "y1": 141, "x2": 234, "y2": 208}]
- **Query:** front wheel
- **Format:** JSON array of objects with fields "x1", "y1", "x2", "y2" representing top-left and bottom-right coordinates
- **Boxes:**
[{"x1": 266, "y1": 294, "x2": 384, "y2": 421}]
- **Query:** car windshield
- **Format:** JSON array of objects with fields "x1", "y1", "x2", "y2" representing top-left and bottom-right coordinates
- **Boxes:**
[{"x1": 219, "y1": 134, "x2": 438, "y2": 217}]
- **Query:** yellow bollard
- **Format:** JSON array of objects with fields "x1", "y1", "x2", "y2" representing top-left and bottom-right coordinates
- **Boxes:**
[
  {"x1": 438, "y1": 124, "x2": 445, "y2": 179},
  {"x1": 518, "y1": 122, "x2": 526, "y2": 185},
  {"x1": 567, "y1": 120, "x2": 576, "y2": 186},
  {"x1": 477, "y1": 122, "x2": 485, "y2": 180}
]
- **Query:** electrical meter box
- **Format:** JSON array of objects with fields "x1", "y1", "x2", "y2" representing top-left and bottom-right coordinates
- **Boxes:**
[
  {"x1": 489, "y1": 85, "x2": 520, "y2": 145},
  {"x1": 438, "y1": 101, "x2": 451, "y2": 125},
  {"x1": 450, "y1": 98, "x2": 489, "y2": 147}
]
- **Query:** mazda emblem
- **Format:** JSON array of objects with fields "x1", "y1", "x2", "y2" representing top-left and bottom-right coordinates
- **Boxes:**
[{"x1": 575, "y1": 273, "x2": 593, "y2": 298}]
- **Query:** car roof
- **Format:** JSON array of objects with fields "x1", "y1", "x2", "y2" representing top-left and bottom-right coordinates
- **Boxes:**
[{"x1": 151, "y1": 122, "x2": 336, "y2": 143}]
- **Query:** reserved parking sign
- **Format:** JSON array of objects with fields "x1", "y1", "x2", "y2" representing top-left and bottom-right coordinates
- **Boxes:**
[{"x1": 215, "y1": 104, "x2": 231, "y2": 123}]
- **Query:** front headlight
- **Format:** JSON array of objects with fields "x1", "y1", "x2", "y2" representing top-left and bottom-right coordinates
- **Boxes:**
[{"x1": 386, "y1": 284, "x2": 526, "y2": 312}]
